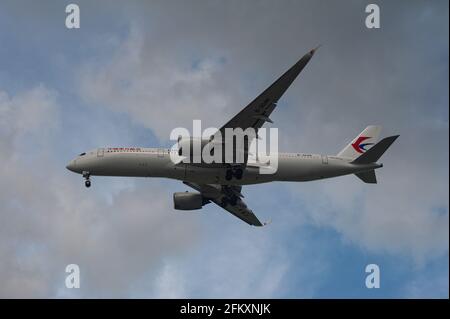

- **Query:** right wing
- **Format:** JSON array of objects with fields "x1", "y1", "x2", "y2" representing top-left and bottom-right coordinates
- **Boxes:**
[
  {"x1": 214, "y1": 47, "x2": 318, "y2": 141},
  {"x1": 209, "y1": 47, "x2": 318, "y2": 166},
  {"x1": 183, "y1": 181, "x2": 268, "y2": 227}
]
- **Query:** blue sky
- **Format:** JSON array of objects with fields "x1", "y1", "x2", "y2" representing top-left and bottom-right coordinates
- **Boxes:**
[{"x1": 0, "y1": 0, "x2": 448, "y2": 298}]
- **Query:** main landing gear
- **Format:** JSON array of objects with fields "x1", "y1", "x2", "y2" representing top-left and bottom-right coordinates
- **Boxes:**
[
  {"x1": 82, "y1": 171, "x2": 91, "y2": 188},
  {"x1": 225, "y1": 167, "x2": 243, "y2": 181}
]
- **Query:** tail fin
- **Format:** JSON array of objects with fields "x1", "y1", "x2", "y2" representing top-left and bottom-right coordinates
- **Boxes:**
[
  {"x1": 352, "y1": 135, "x2": 399, "y2": 164},
  {"x1": 337, "y1": 125, "x2": 382, "y2": 160}
]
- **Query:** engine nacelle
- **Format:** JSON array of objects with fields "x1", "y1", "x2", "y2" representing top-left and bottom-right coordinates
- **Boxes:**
[{"x1": 173, "y1": 192, "x2": 206, "y2": 210}]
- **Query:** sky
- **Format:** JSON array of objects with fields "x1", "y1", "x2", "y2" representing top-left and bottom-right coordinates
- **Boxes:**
[{"x1": 0, "y1": 0, "x2": 448, "y2": 298}]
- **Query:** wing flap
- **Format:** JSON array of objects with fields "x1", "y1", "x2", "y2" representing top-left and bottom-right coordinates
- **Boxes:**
[
  {"x1": 183, "y1": 181, "x2": 267, "y2": 226},
  {"x1": 212, "y1": 196, "x2": 264, "y2": 226}
]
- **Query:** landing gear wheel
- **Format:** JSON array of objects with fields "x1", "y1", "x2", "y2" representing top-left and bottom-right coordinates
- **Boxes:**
[
  {"x1": 82, "y1": 171, "x2": 91, "y2": 188},
  {"x1": 235, "y1": 168, "x2": 243, "y2": 180}
]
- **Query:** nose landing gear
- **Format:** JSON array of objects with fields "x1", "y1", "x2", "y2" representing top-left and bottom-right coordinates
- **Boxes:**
[{"x1": 82, "y1": 171, "x2": 91, "y2": 188}]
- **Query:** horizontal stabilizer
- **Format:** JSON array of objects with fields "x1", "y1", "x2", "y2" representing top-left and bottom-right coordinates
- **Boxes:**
[
  {"x1": 355, "y1": 170, "x2": 377, "y2": 184},
  {"x1": 352, "y1": 135, "x2": 399, "y2": 164}
]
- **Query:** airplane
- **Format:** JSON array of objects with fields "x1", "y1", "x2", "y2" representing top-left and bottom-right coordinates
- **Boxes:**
[{"x1": 66, "y1": 47, "x2": 399, "y2": 227}]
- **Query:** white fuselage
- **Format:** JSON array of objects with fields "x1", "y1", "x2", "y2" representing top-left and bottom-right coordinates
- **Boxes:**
[{"x1": 66, "y1": 147, "x2": 381, "y2": 185}]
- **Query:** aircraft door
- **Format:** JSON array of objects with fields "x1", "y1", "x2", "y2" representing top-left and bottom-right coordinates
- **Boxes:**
[{"x1": 97, "y1": 148, "x2": 104, "y2": 157}]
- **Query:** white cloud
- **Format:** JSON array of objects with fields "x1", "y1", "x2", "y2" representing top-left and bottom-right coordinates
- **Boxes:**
[
  {"x1": 78, "y1": 25, "x2": 237, "y2": 142},
  {"x1": 1, "y1": 0, "x2": 447, "y2": 298},
  {"x1": 76, "y1": 17, "x2": 448, "y2": 266},
  {"x1": 0, "y1": 85, "x2": 201, "y2": 297},
  {"x1": 287, "y1": 165, "x2": 448, "y2": 264},
  {"x1": 147, "y1": 227, "x2": 307, "y2": 298},
  {"x1": 152, "y1": 261, "x2": 188, "y2": 298},
  {"x1": 402, "y1": 267, "x2": 449, "y2": 298}
]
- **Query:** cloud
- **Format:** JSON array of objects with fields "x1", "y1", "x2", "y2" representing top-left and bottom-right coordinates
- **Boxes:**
[
  {"x1": 289, "y1": 172, "x2": 448, "y2": 264},
  {"x1": 78, "y1": 25, "x2": 238, "y2": 142},
  {"x1": 0, "y1": 85, "x2": 201, "y2": 297},
  {"x1": 75, "y1": 1, "x2": 448, "y2": 264},
  {"x1": 0, "y1": 85, "x2": 58, "y2": 148},
  {"x1": 401, "y1": 258, "x2": 449, "y2": 298},
  {"x1": 144, "y1": 223, "x2": 322, "y2": 298},
  {"x1": 0, "y1": 0, "x2": 447, "y2": 298},
  {"x1": 0, "y1": 85, "x2": 300, "y2": 299}
]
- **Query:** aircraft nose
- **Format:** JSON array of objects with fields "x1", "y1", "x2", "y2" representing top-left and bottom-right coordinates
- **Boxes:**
[{"x1": 66, "y1": 160, "x2": 77, "y2": 172}]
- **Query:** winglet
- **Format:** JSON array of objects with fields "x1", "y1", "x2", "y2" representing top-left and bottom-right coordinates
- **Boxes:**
[
  {"x1": 310, "y1": 44, "x2": 321, "y2": 55},
  {"x1": 261, "y1": 218, "x2": 272, "y2": 227}
]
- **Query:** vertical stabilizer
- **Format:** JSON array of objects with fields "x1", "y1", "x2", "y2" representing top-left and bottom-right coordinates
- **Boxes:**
[{"x1": 337, "y1": 125, "x2": 382, "y2": 160}]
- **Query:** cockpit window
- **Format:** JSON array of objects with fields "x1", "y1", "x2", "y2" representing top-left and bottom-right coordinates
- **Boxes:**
[{"x1": 79, "y1": 152, "x2": 86, "y2": 156}]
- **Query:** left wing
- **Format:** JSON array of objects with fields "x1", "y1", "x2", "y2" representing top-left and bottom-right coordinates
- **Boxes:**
[{"x1": 183, "y1": 182, "x2": 268, "y2": 226}]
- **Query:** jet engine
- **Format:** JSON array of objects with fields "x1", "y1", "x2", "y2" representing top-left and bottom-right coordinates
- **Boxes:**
[{"x1": 173, "y1": 192, "x2": 209, "y2": 210}]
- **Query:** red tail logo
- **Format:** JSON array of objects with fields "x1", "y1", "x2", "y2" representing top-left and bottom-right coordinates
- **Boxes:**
[{"x1": 351, "y1": 136, "x2": 374, "y2": 154}]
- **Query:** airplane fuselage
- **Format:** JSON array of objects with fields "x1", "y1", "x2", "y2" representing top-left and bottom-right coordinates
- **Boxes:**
[{"x1": 66, "y1": 147, "x2": 381, "y2": 186}]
